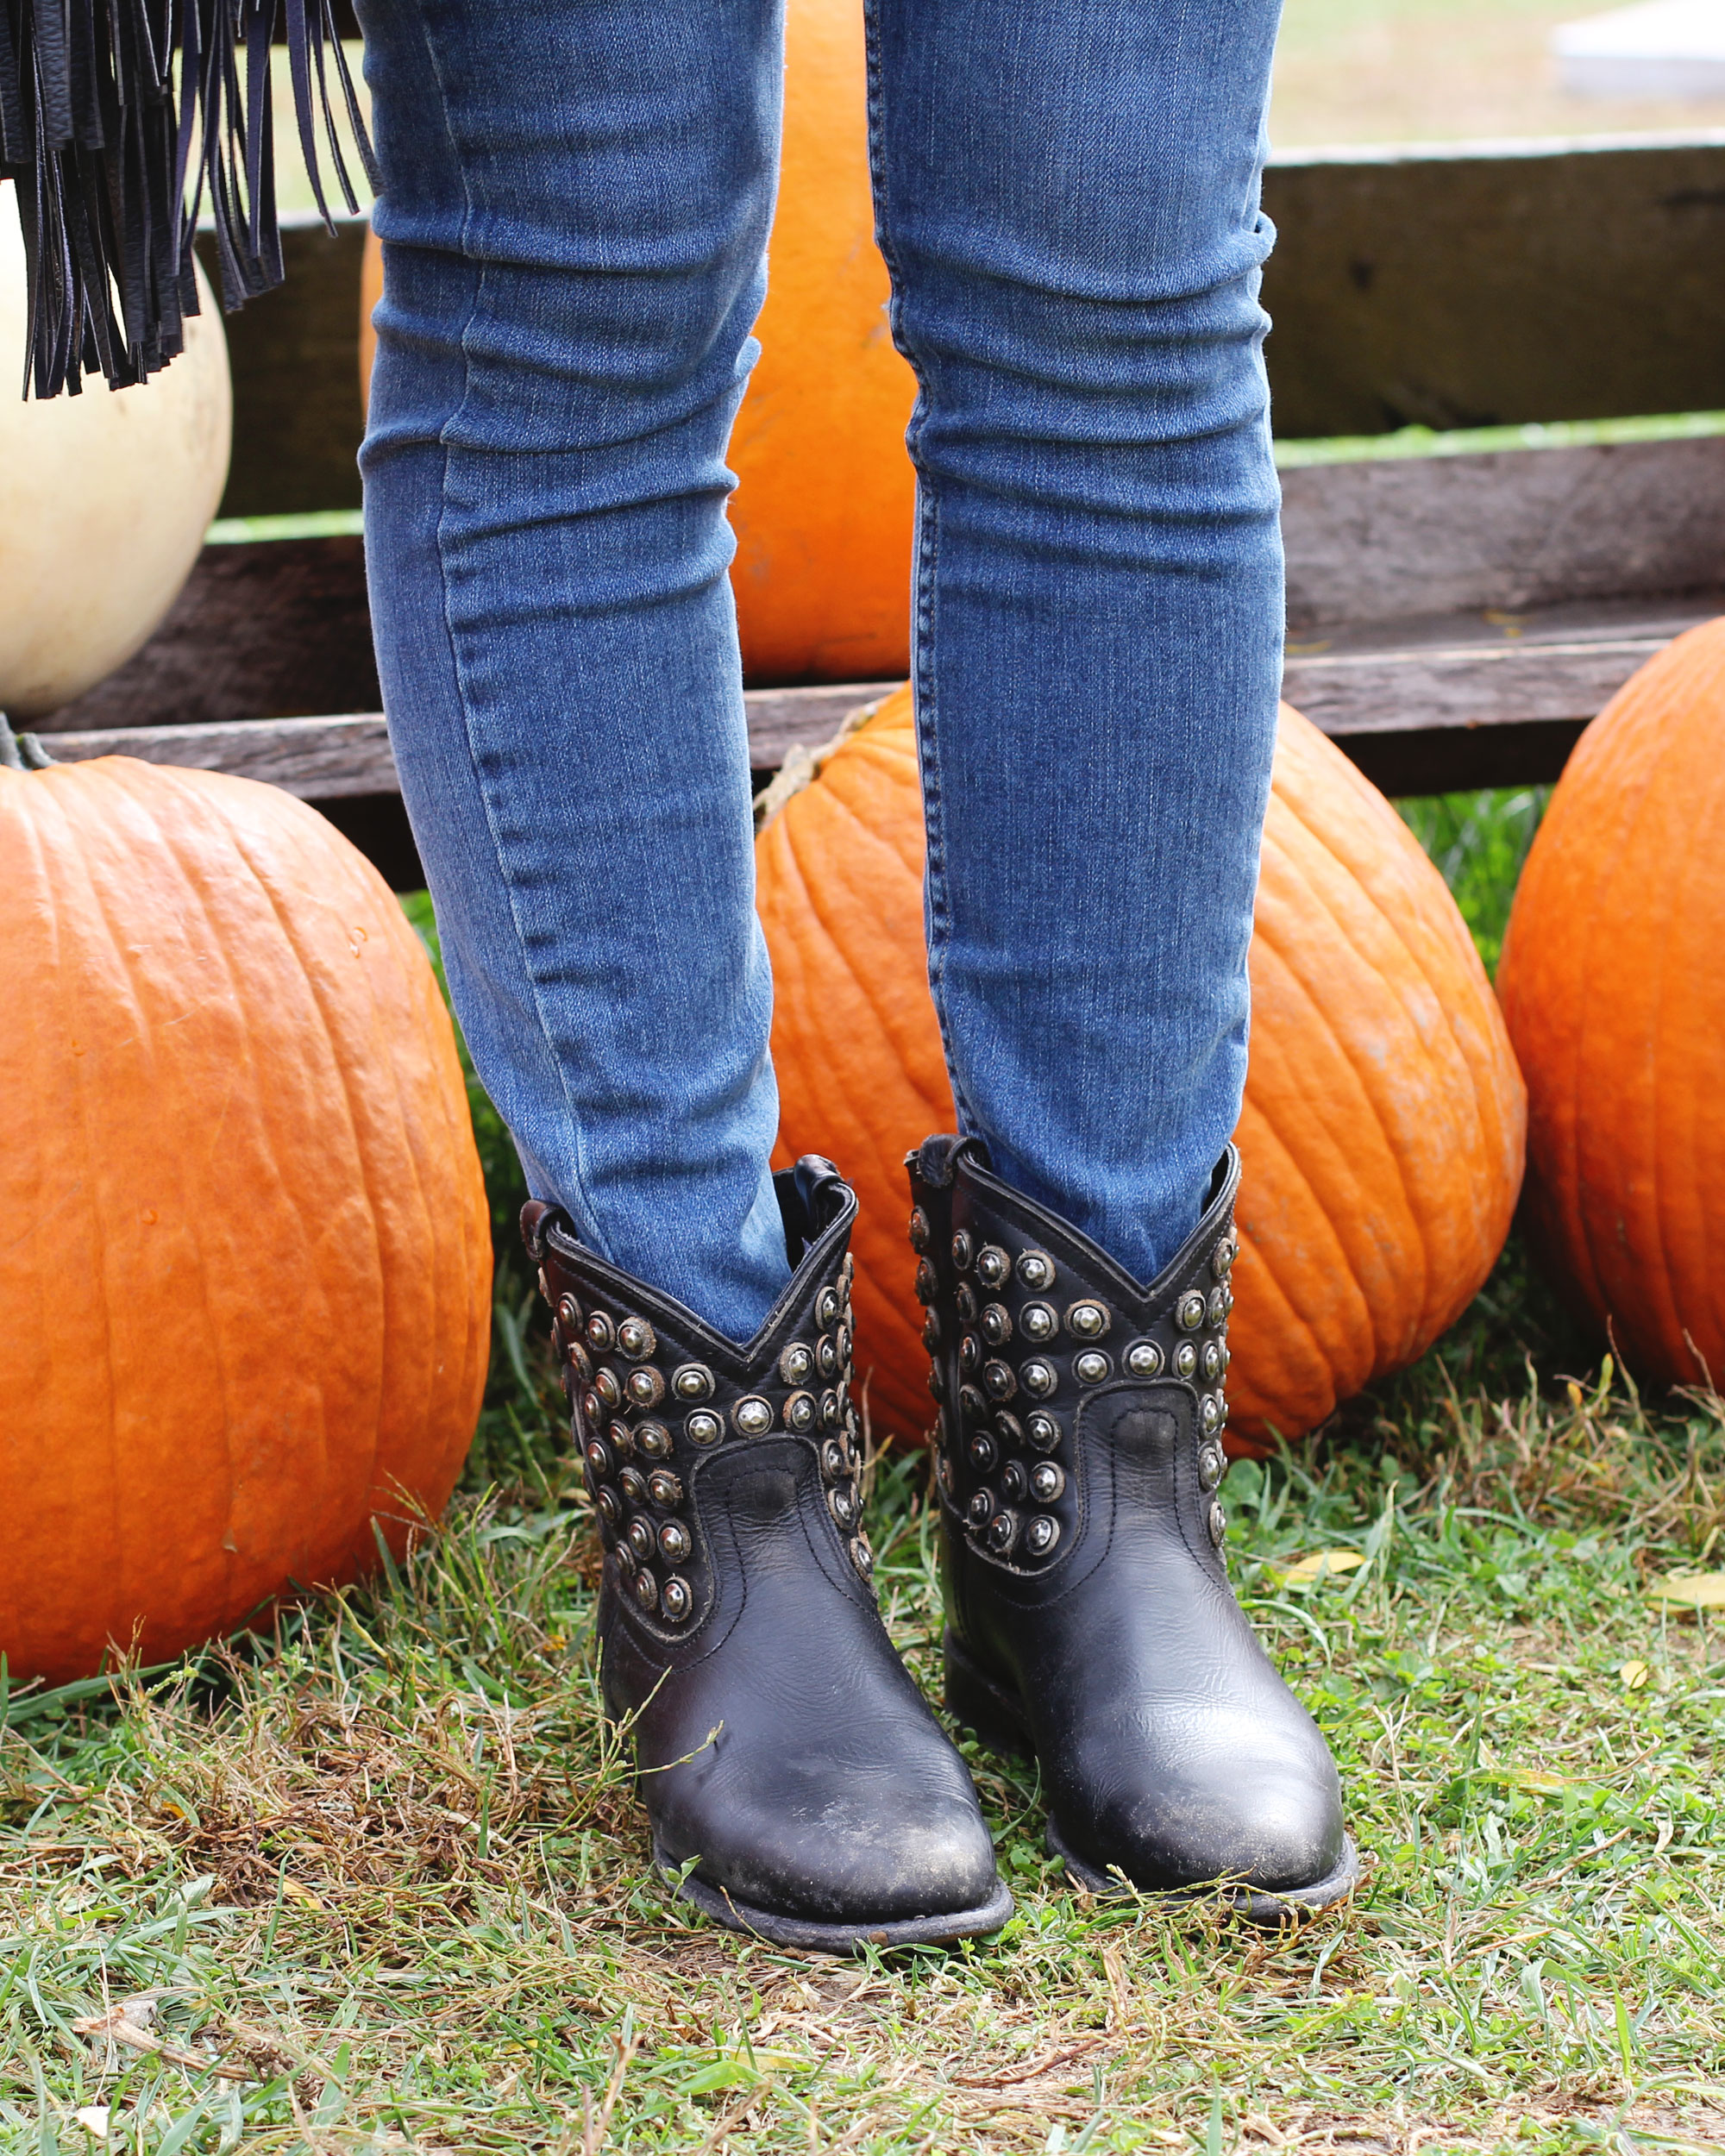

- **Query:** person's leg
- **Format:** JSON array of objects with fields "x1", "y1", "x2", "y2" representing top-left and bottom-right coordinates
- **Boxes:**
[
  {"x1": 356, "y1": 0, "x2": 787, "y2": 1342},
  {"x1": 878, "y1": 0, "x2": 1356, "y2": 1911},
  {"x1": 869, "y1": 0, "x2": 1284, "y2": 1284},
  {"x1": 354, "y1": 0, "x2": 1008, "y2": 1947}
]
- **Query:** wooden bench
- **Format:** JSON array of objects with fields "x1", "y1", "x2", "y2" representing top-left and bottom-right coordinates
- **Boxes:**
[{"x1": 30, "y1": 130, "x2": 1725, "y2": 886}]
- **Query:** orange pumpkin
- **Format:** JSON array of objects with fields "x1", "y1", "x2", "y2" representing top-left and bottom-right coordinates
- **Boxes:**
[
  {"x1": 0, "y1": 751, "x2": 492, "y2": 1684},
  {"x1": 359, "y1": 0, "x2": 916, "y2": 685},
  {"x1": 756, "y1": 688, "x2": 1526, "y2": 1449},
  {"x1": 1497, "y1": 617, "x2": 1725, "y2": 1384}
]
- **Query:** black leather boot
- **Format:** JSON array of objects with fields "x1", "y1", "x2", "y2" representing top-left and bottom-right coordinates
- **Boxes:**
[
  {"x1": 523, "y1": 1156, "x2": 1012, "y2": 1952},
  {"x1": 908, "y1": 1135, "x2": 1357, "y2": 1922}
]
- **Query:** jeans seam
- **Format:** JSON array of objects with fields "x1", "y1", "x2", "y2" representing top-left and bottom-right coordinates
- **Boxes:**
[
  {"x1": 405, "y1": 9, "x2": 602, "y2": 1242},
  {"x1": 860, "y1": 0, "x2": 979, "y2": 1140}
]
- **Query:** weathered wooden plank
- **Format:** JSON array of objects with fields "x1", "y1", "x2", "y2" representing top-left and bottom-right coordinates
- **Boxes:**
[
  {"x1": 1282, "y1": 437, "x2": 1725, "y2": 629},
  {"x1": 1260, "y1": 134, "x2": 1725, "y2": 437}
]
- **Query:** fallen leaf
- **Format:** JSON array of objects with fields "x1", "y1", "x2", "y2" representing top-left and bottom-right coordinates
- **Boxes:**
[
  {"x1": 1646, "y1": 1573, "x2": 1725, "y2": 1609},
  {"x1": 74, "y1": 2109, "x2": 110, "y2": 2140},
  {"x1": 279, "y1": 1878, "x2": 324, "y2": 1911},
  {"x1": 1619, "y1": 1659, "x2": 1651, "y2": 1689},
  {"x1": 1272, "y1": 1551, "x2": 1367, "y2": 1586}
]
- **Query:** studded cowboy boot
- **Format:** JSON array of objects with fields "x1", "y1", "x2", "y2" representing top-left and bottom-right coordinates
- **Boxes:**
[
  {"x1": 522, "y1": 1155, "x2": 1012, "y2": 1952},
  {"x1": 907, "y1": 1135, "x2": 1357, "y2": 1921}
]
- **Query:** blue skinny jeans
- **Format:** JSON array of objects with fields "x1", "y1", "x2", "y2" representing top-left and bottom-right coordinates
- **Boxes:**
[{"x1": 357, "y1": 0, "x2": 1285, "y2": 1343}]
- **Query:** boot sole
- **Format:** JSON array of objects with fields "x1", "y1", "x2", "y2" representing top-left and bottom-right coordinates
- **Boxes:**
[
  {"x1": 657, "y1": 1846, "x2": 1015, "y2": 1955},
  {"x1": 944, "y1": 1630, "x2": 1360, "y2": 1927}
]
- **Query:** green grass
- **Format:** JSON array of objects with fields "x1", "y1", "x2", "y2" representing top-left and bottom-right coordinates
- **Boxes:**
[{"x1": 6, "y1": 795, "x2": 1725, "y2": 2155}]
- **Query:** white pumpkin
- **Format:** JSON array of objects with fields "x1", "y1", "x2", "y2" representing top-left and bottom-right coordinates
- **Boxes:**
[{"x1": 0, "y1": 180, "x2": 232, "y2": 718}]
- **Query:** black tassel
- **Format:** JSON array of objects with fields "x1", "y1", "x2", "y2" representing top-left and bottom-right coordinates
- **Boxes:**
[{"x1": 1, "y1": 0, "x2": 377, "y2": 398}]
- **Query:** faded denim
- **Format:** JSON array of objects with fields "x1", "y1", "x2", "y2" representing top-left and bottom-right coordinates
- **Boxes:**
[{"x1": 355, "y1": 0, "x2": 1285, "y2": 1342}]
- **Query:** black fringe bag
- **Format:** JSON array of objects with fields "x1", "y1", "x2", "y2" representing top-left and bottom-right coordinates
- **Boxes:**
[{"x1": 0, "y1": 0, "x2": 377, "y2": 398}]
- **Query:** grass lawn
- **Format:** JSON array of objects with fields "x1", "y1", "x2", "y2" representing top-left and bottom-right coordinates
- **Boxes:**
[{"x1": 5, "y1": 786, "x2": 1725, "y2": 2153}]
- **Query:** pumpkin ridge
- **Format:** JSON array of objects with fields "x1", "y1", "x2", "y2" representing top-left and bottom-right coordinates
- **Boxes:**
[
  {"x1": 1231, "y1": 1107, "x2": 1373, "y2": 1403},
  {"x1": 1270, "y1": 778, "x2": 1501, "y2": 1256},
  {"x1": 1247, "y1": 897, "x2": 1427, "y2": 1357},
  {"x1": 209, "y1": 779, "x2": 409, "y2": 1540}
]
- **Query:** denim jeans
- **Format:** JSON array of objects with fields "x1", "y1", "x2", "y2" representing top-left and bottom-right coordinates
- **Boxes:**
[{"x1": 356, "y1": 0, "x2": 1285, "y2": 1343}]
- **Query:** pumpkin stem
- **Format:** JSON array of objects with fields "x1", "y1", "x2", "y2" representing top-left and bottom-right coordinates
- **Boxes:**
[
  {"x1": 752, "y1": 694, "x2": 891, "y2": 834},
  {"x1": 0, "y1": 716, "x2": 58, "y2": 772}
]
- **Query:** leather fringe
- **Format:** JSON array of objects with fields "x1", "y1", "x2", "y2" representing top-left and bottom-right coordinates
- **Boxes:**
[{"x1": 0, "y1": 0, "x2": 377, "y2": 398}]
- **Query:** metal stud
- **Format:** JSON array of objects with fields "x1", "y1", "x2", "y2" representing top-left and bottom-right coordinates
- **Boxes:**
[
  {"x1": 661, "y1": 1576, "x2": 692, "y2": 1622},
  {"x1": 968, "y1": 1489, "x2": 994, "y2": 1529},
  {"x1": 1176, "y1": 1292, "x2": 1208, "y2": 1332},
  {"x1": 634, "y1": 1568, "x2": 659, "y2": 1612},
  {"x1": 987, "y1": 1508, "x2": 1019, "y2": 1555},
  {"x1": 975, "y1": 1245, "x2": 1009, "y2": 1289},
  {"x1": 958, "y1": 1383, "x2": 988, "y2": 1426},
  {"x1": 625, "y1": 1516, "x2": 655, "y2": 1564},
  {"x1": 593, "y1": 1366, "x2": 622, "y2": 1408},
  {"x1": 566, "y1": 1341, "x2": 593, "y2": 1382},
  {"x1": 1026, "y1": 1410, "x2": 1062, "y2": 1453},
  {"x1": 841, "y1": 1254, "x2": 855, "y2": 1291},
  {"x1": 1174, "y1": 1340, "x2": 1198, "y2": 1380},
  {"x1": 850, "y1": 1534, "x2": 875, "y2": 1580},
  {"x1": 1020, "y1": 1358, "x2": 1057, "y2": 1400},
  {"x1": 969, "y1": 1431, "x2": 998, "y2": 1474},
  {"x1": 595, "y1": 1485, "x2": 623, "y2": 1529},
  {"x1": 685, "y1": 1409, "x2": 723, "y2": 1447},
  {"x1": 586, "y1": 1311, "x2": 615, "y2": 1353},
  {"x1": 643, "y1": 1424, "x2": 678, "y2": 1462},
  {"x1": 936, "y1": 1453, "x2": 954, "y2": 1497},
  {"x1": 1125, "y1": 1339, "x2": 1164, "y2": 1379},
  {"x1": 1017, "y1": 1250, "x2": 1055, "y2": 1291},
  {"x1": 959, "y1": 1333, "x2": 981, "y2": 1374},
  {"x1": 1001, "y1": 1460, "x2": 1026, "y2": 1503},
  {"x1": 556, "y1": 1294, "x2": 582, "y2": 1336},
  {"x1": 817, "y1": 1286, "x2": 840, "y2": 1329},
  {"x1": 836, "y1": 1323, "x2": 852, "y2": 1365},
  {"x1": 982, "y1": 1360, "x2": 1018, "y2": 1401},
  {"x1": 1200, "y1": 1393, "x2": 1223, "y2": 1434},
  {"x1": 779, "y1": 1341, "x2": 816, "y2": 1386},
  {"x1": 608, "y1": 1419, "x2": 634, "y2": 1457},
  {"x1": 733, "y1": 1395, "x2": 774, "y2": 1438},
  {"x1": 785, "y1": 1390, "x2": 817, "y2": 1433},
  {"x1": 822, "y1": 1438, "x2": 847, "y2": 1480},
  {"x1": 1208, "y1": 1501, "x2": 1226, "y2": 1549},
  {"x1": 672, "y1": 1363, "x2": 715, "y2": 1402},
  {"x1": 1212, "y1": 1235, "x2": 1238, "y2": 1280},
  {"x1": 951, "y1": 1231, "x2": 974, "y2": 1269},
  {"x1": 818, "y1": 1335, "x2": 839, "y2": 1379},
  {"x1": 1208, "y1": 1287, "x2": 1229, "y2": 1328},
  {"x1": 649, "y1": 1469, "x2": 683, "y2": 1507},
  {"x1": 922, "y1": 1312, "x2": 941, "y2": 1351},
  {"x1": 955, "y1": 1282, "x2": 978, "y2": 1325},
  {"x1": 829, "y1": 1485, "x2": 858, "y2": 1530},
  {"x1": 908, "y1": 1206, "x2": 932, "y2": 1251},
  {"x1": 1201, "y1": 1340, "x2": 1224, "y2": 1383},
  {"x1": 1198, "y1": 1442, "x2": 1225, "y2": 1492},
  {"x1": 1024, "y1": 1514, "x2": 1061, "y2": 1557},
  {"x1": 1066, "y1": 1300, "x2": 1110, "y2": 1340},
  {"x1": 915, "y1": 1259, "x2": 938, "y2": 1306},
  {"x1": 1029, "y1": 1459, "x2": 1065, "y2": 1503},
  {"x1": 625, "y1": 1365, "x2": 666, "y2": 1409},
  {"x1": 995, "y1": 1410, "x2": 1025, "y2": 1451},
  {"x1": 1019, "y1": 1301, "x2": 1057, "y2": 1344},
  {"x1": 616, "y1": 1316, "x2": 657, "y2": 1360},
  {"x1": 580, "y1": 1388, "x2": 603, "y2": 1427},
  {"x1": 658, "y1": 1520, "x2": 692, "y2": 1564},
  {"x1": 981, "y1": 1303, "x2": 1013, "y2": 1346},
  {"x1": 1073, "y1": 1350, "x2": 1112, "y2": 1386},
  {"x1": 619, "y1": 1464, "x2": 649, "y2": 1505},
  {"x1": 584, "y1": 1438, "x2": 612, "y2": 1482}
]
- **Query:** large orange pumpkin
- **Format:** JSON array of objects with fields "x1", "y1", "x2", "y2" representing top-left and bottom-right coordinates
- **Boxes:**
[
  {"x1": 1497, "y1": 617, "x2": 1725, "y2": 1384},
  {"x1": 359, "y1": 0, "x2": 916, "y2": 685},
  {"x1": 756, "y1": 689, "x2": 1526, "y2": 1449},
  {"x1": 0, "y1": 751, "x2": 492, "y2": 1684}
]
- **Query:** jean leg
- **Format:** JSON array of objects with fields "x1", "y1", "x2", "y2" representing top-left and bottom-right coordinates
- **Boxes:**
[
  {"x1": 353, "y1": 0, "x2": 791, "y2": 1338},
  {"x1": 866, "y1": 0, "x2": 1284, "y2": 1282}
]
